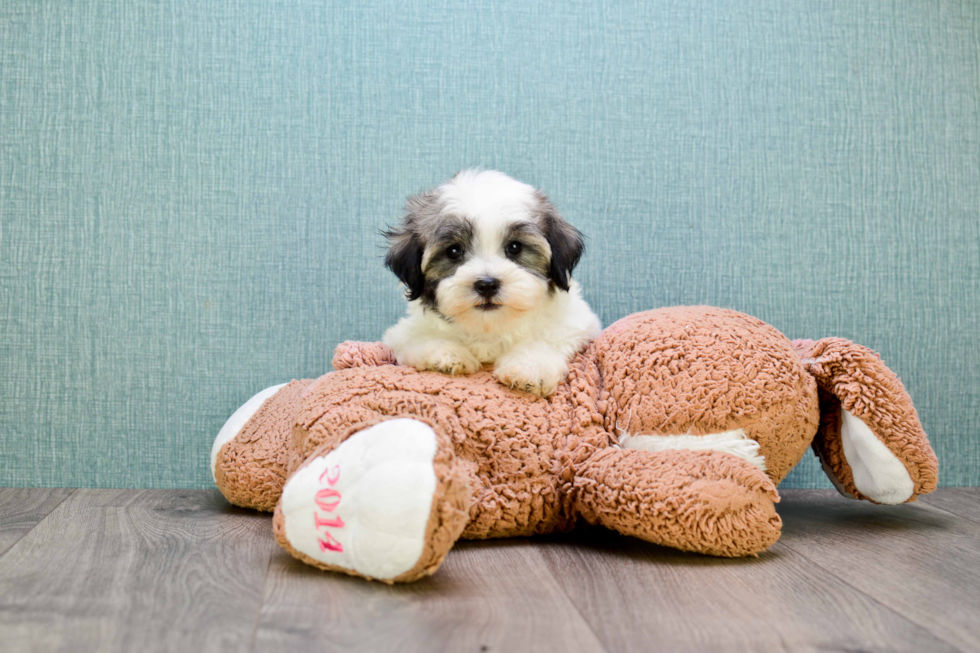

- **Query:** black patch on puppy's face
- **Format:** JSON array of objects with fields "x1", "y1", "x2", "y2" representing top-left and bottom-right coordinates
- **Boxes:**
[
  {"x1": 417, "y1": 217, "x2": 474, "y2": 310},
  {"x1": 501, "y1": 221, "x2": 551, "y2": 279},
  {"x1": 384, "y1": 188, "x2": 474, "y2": 313}
]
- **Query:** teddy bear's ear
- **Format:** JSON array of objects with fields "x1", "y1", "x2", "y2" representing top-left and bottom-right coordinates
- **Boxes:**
[{"x1": 793, "y1": 338, "x2": 938, "y2": 504}]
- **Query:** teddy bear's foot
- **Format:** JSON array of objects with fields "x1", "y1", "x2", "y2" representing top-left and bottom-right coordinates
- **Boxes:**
[
  {"x1": 574, "y1": 448, "x2": 782, "y2": 557},
  {"x1": 273, "y1": 418, "x2": 472, "y2": 583}
]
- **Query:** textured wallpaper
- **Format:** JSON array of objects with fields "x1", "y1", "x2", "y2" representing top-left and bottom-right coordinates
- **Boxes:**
[{"x1": 1, "y1": 0, "x2": 978, "y2": 489}]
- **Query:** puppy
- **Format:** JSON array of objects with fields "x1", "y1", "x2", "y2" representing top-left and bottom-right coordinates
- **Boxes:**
[{"x1": 382, "y1": 170, "x2": 601, "y2": 396}]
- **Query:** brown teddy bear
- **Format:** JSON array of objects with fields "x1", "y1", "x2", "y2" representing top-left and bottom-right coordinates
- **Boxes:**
[{"x1": 211, "y1": 306, "x2": 938, "y2": 583}]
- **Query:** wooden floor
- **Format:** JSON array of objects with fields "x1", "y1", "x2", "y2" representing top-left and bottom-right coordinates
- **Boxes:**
[{"x1": 0, "y1": 488, "x2": 978, "y2": 652}]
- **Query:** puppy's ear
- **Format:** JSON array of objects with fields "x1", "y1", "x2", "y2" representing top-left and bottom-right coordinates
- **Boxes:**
[
  {"x1": 384, "y1": 190, "x2": 438, "y2": 301},
  {"x1": 537, "y1": 194, "x2": 584, "y2": 291},
  {"x1": 383, "y1": 226, "x2": 425, "y2": 301}
]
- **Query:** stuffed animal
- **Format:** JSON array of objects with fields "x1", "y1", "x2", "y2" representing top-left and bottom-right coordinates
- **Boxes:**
[{"x1": 210, "y1": 306, "x2": 938, "y2": 583}]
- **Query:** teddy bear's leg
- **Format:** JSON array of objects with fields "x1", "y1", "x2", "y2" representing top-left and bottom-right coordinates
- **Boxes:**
[
  {"x1": 273, "y1": 417, "x2": 472, "y2": 583},
  {"x1": 573, "y1": 448, "x2": 782, "y2": 557},
  {"x1": 793, "y1": 338, "x2": 939, "y2": 504},
  {"x1": 212, "y1": 380, "x2": 313, "y2": 512}
]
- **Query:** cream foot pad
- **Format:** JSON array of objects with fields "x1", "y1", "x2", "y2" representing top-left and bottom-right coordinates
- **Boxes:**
[{"x1": 277, "y1": 419, "x2": 444, "y2": 581}]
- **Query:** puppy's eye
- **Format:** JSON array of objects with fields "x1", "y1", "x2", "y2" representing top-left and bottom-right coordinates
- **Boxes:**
[
  {"x1": 505, "y1": 241, "x2": 523, "y2": 257},
  {"x1": 446, "y1": 244, "x2": 464, "y2": 260}
]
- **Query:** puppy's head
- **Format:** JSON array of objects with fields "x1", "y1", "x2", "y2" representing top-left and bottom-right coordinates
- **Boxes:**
[{"x1": 384, "y1": 170, "x2": 584, "y2": 331}]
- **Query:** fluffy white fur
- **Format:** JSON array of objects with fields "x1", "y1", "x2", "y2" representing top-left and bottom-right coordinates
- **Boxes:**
[
  {"x1": 385, "y1": 278, "x2": 600, "y2": 395},
  {"x1": 383, "y1": 170, "x2": 601, "y2": 396}
]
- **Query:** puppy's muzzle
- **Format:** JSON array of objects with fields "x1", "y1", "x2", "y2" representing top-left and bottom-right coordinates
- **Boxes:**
[{"x1": 473, "y1": 277, "x2": 501, "y2": 299}]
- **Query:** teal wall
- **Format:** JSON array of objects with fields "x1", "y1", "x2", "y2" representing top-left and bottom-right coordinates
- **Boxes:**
[{"x1": 1, "y1": 1, "x2": 978, "y2": 489}]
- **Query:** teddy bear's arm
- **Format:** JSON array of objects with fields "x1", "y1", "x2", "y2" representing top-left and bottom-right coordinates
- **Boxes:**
[
  {"x1": 331, "y1": 341, "x2": 398, "y2": 370},
  {"x1": 572, "y1": 448, "x2": 782, "y2": 557},
  {"x1": 793, "y1": 338, "x2": 939, "y2": 504}
]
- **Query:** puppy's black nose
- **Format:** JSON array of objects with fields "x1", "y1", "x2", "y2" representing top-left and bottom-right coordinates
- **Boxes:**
[{"x1": 473, "y1": 277, "x2": 501, "y2": 298}]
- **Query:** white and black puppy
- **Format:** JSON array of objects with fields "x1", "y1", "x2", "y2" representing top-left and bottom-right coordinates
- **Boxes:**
[{"x1": 382, "y1": 169, "x2": 601, "y2": 396}]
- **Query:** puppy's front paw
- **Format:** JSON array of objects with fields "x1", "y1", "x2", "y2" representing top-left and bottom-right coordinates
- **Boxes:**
[
  {"x1": 492, "y1": 352, "x2": 565, "y2": 397},
  {"x1": 415, "y1": 341, "x2": 481, "y2": 376}
]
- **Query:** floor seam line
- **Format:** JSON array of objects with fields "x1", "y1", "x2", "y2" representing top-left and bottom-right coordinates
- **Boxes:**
[
  {"x1": 533, "y1": 544, "x2": 611, "y2": 653},
  {"x1": 0, "y1": 488, "x2": 77, "y2": 561},
  {"x1": 247, "y1": 535, "x2": 278, "y2": 653},
  {"x1": 917, "y1": 496, "x2": 980, "y2": 527},
  {"x1": 777, "y1": 537, "x2": 967, "y2": 652}
]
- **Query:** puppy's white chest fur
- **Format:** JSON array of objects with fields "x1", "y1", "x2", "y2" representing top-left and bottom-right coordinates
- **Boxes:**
[{"x1": 384, "y1": 280, "x2": 601, "y2": 395}]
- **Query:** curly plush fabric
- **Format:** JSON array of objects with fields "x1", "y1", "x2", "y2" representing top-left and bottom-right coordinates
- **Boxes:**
[
  {"x1": 214, "y1": 306, "x2": 939, "y2": 581},
  {"x1": 793, "y1": 338, "x2": 939, "y2": 502},
  {"x1": 214, "y1": 379, "x2": 312, "y2": 512},
  {"x1": 593, "y1": 307, "x2": 819, "y2": 484},
  {"x1": 332, "y1": 340, "x2": 398, "y2": 370},
  {"x1": 573, "y1": 448, "x2": 783, "y2": 556},
  {"x1": 272, "y1": 416, "x2": 473, "y2": 583}
]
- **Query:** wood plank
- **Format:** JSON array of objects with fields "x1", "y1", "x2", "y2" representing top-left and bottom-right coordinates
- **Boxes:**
[
  {"x1": 776, "y1": 489, "x2": 980, "y2": 652},
  {"x1": 254, "y1": 537, "x2": 605, "y2": 653},
  {"x1": 0, "y1": 488, "x2": 75, "y2": 557},
  {"x1": 535, "y1": 520, "x2": 952, "y2": 653},
  {"x1": 920, "y1": 487, "x2": 980, "y2": 525},
  {"x1": 0, "y1": 489, "x2": 276, "y2": 653},
  {"x1": 1, "y1": 488, "x2": 975, "y2": 652}
]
